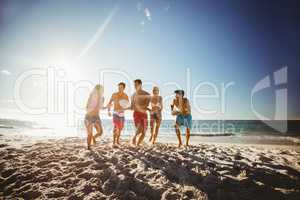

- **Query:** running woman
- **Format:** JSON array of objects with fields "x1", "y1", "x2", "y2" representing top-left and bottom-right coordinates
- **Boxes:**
[
  {"x1": 85, "y1": 84, "x2": 105, "y2": 150},
  {"x1": 149, "y1": 86, "x2": 163, "y2": 145}
]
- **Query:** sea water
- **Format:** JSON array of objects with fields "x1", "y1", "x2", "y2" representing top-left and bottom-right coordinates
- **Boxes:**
[{"x1": 1, "y1": 118, "x2": 300, "y2": 138}]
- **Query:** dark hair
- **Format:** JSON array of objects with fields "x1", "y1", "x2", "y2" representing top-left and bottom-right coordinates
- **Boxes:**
[
  {"x1": 118, "y1": 82, "x2": 126, "y2": 88},
  {"x1": 134, "y1": 79, "x2": 142, "y2": 85},
  {"x1": 174, "y1": 90, "x2": 184, "y2": 96}
]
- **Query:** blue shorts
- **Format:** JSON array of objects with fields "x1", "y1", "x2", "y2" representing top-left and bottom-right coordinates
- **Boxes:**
[{"x1": 176, "y1": 114, "x2": 192, "y2": 129}]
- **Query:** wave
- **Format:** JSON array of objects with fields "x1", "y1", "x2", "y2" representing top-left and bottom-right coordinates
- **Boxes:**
[
  {"x1": 0, "y1": 125, "x2": 14, "y2": 129},
  {"x1": 0, "y1": 118, "x2": 37, "y2": 129},
  {"x1": 190, "y1": 133, "x2": 235, "y2": 137}
]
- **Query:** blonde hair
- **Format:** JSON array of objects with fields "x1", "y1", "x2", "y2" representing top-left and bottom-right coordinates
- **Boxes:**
[
  {"x1": 153, "y1": 86, "x2": 159, "y2": 92},
  {"x1": 94, "y1": 84, "x2": 104, "y2": 95}
]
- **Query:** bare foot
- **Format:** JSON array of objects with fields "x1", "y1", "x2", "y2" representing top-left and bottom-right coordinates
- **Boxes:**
[
  {"x1": 130, "y1": 143, "x2": 136, "y2": 147},
  {"x1": 94, "y1": 132, "x2": 101, "y2": 138},
  {"x1": 92, "y1": 136, "x2": 96, "y2": 145},
  {"x1": 132, "y1": 137, "x2": 136, "y2": 146}
]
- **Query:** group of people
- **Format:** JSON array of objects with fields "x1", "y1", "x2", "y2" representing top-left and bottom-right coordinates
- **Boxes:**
[{"x1": 84, "y1": 79, "x2": 192, "y2": 149}]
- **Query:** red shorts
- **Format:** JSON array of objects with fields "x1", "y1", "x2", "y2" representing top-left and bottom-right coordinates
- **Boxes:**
[
  {"x1": 113, "y1": 113, "x2": 125, "y2": 130},
  {"x1": 133, "y1": 111, "x2": 148, "y2": 129}
]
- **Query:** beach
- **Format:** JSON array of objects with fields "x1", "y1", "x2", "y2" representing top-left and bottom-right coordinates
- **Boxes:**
[
  {"x1": 1, "y1": 0, "x2": 300, "y2": 199},
  {"x1": 0, "y1": 134, "x2": 300, "y2": 200}
]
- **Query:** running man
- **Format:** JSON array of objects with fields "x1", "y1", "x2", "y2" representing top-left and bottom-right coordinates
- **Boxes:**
[
  {"x1": 171, "y1": 90, "x2": 192, "y2": 147},
  {"x1": 85, "y1": 84, "x2": 105, "y2": 150},
  {"x1": 149, "y1": 86, "x2": 163, "y2": 145},
  {"x1": 131, "y1": 79, "x2": 151, "y2": 146},
  {"x1": 107, "y1": 82, "x2": 130, "y2": 145}
]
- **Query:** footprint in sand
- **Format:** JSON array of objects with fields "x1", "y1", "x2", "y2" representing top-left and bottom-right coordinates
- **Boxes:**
[
  {"x1": 77, "y1": 171, "x2": 94, "y2": 181},
  {"x1": 234, "y1": 154, "x2": 244, "y2": 160},
  {"x1": 0, "y1": 144, "x2": 8, "y2": 148},
  {"x1": 1, "y1": 168, "x2": 16, "y2": 178},
  {"x1": 36, "y1": 160, "x2": 52, "y2": 167},
  {"x1": 45, "y1": 187, "x2": 67, "y2": 198},
  {"x1": 259, "y1": 155, "x2": 273, "y2": 162}
]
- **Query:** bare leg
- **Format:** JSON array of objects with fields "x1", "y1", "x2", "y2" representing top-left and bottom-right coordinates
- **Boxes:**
[
  {"x1": 137, "y1": 127, "x2": 146, "y2": 146},
  {"x1": 149, "y1": 128, "x2": 154, "y2": 142},
  {"x1": 149, "y1": 119, "x2": 154, "y2": 142},
  {"x1": 132, "y1": 125, "x2": 142, "y2": 145},
  {"x1": 113, "y1": 127, "x2": 118, "y2": 145},
  {"x1": 94, "y1": 121, "x2": 103, "y2": 141},
  {"x1": 152, "y1": 119, "x2": 161, "y2": 145},
  {"x1": 91, "y1": 127, "x2": 96, "y2": 145},
  {"x1": 175, "y1": 124, "x2": 182, "y2": 147},
  {"x1": 85, "y1": 122, "x2": 93, "y2": 149},
  {"x1": 116, "y1": 128, "x2": 121, "y2": 145},
  {"x1": 186, "y1": 128, "x2": 190, "y2": 146}
]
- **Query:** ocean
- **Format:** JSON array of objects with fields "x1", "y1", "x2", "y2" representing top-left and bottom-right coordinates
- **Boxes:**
[{"x1": 1, "y1": 118, "x2": 299, "y2": 137}]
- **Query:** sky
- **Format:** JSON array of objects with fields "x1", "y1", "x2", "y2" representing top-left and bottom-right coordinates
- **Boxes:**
[{"x1": 0, "y1": 0, "x2": 299, "y2": 124}]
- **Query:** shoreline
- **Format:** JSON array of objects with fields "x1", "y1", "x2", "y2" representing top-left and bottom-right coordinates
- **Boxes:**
[{"x1": 1, "y1": 130, "x2": 300, "y2": 150}]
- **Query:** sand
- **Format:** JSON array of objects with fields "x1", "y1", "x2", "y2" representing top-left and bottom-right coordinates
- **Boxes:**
[{"x1": 0, "y1": 137, "x2": 300, "y2": 200}]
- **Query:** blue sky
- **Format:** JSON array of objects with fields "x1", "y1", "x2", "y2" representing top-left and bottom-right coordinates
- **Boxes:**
[{"x1": 0, "y1": 0, "x2": 299, "y2": 122}]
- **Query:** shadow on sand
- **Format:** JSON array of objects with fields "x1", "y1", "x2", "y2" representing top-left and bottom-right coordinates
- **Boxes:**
[{"x1": 0, "y1": 138, "x2": 299, "y2": 199}]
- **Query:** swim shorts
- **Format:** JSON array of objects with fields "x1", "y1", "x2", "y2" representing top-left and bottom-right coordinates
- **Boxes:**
[
  {"x1": 150, "y1": 112, "x2": 162, "y2": 127},
  {"x1": 85, "y1": 114, "x2": 101, "y2": 125},
  {"x1": 176, "y1": 114, "x2": 192, "y2": 129},
  {"x1": 113, "y1": 112, "x2": 125, "y2": 130},
  {"x1": 133, "y1": 111, "x2": 148, "y2": 129}
]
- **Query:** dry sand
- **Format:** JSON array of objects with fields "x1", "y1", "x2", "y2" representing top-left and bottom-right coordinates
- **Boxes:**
[{"x1": 0, "y1": 137, "x2": 300, "y2": 200}]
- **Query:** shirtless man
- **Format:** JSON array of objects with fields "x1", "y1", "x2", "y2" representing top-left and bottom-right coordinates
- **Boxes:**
[
  {"x1": 107, "y1": 82, "x2": 129, "y2": 145},
  {"x1": 171, "y1": 90, "x2": 192, "y2": 147},
  {"x1": 131, "y1": 79, "x2": 151, "y2": 146}
]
